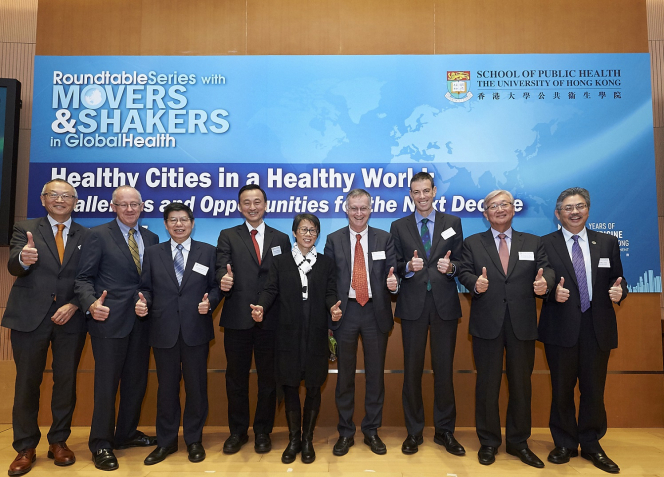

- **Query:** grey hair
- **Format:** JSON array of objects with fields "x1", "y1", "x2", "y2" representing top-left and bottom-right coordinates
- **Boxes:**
[
  {"x1": 41, "y1": 179, "x2": 78, "y2": 198},
  {"x1": 555, "y1": 187, "x2": 590, "y2": 210},
  {"x1": 484, "y1": 189, "x2": 513, "y2": 205},
  {"x1": 111, "y1": 185, "x2": 142, "y2": 203},
  {"x1": 345, "y1": 188, "x2": 371, "y2": 203}
]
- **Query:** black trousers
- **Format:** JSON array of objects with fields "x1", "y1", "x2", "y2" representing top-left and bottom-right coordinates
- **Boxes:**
[
  {"x1": 10, "y1": 303, "x2": 86, "y2": 451},
  {"x1": 283, "y1": 385, "x2": 321, "y2": 413},
  {"x1": 401, "y1": 291, "x2": 459, "y2": 437},
  {"x1": 88, "y1": 317, "x2": 150, "y2": 452},
  {"x1": 153, "y1": 334, "x2": 209, "y2": 448},
  {"x1": 472, "y1": 309, "x2": 535, "y2": 449},
  {"x1": 224, "y1": 326, "x2": 276, "y2": 435},
  {"x1": 334, "y1": 299, "x2": 389, "y2": 438},
  {"x1": 545, "y1": 308, "x2": 611, "y2": 453}
]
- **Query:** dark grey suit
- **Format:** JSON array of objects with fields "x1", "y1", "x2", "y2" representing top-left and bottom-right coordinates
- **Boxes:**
[
  {"x1": 75, "y1": 219, "x2": 159, "y2": 452},
  {"x1": 3, "y1": 217, "x2": 88, "y2": 452},
  {"x1": 324, "y1": 226, "x2": 396, "y2": 437}
]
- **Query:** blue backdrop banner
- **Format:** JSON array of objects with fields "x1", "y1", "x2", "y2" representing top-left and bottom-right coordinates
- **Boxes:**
[{"x1": 28, "y1": 54, "x2": 661, "y2": 292}]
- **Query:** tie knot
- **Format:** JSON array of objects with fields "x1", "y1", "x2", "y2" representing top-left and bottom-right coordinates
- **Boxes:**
[
  {"x1": 572, "y1": 234, "x2": 579, "y2": 243},
  {"x1": 356, "y1": 233, "x2": 362, "y2": 242},
  {"x1": 129, "y1": 228, "x2": 136, "y2": 236},
  {"x1": 57, "y1": 224, "x2": 65, "y2": 232},
  {"x1": 421, "y1": 218, "x2": 429, "y2": 225},
  {"x1": 176, "y1": 244, "x2": 184, "y2": 251},
  {"x1": 251, "y1": 229, "x2": 258, "y2": 237},
  {"x1": 498, "y1": 233, "x2": 506, "y2": 240}
]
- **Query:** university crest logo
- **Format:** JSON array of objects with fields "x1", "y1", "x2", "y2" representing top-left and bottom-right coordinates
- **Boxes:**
[{"x1": 445, "y1": 71, "x2": 473, "y2": 103}]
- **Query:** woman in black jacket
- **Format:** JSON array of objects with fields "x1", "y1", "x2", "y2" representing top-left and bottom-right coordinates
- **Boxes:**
[{"x1": 251, "y1": 213, "x2": 341, "y2": 464}]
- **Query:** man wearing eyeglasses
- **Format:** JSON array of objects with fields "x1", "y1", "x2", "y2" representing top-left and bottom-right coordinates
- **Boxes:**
[
  {"x1": 75, "y1": 185, "x2": 159, "y2": 471},
  {"x1": 538, "y1": 187, "x2": 627, "y2": 474},
  {"x1": 458, "y1": 189, "x2": 554, "y2": 468},
  {"x1": 390, "y1": 172, "x2": 465, "y2": 457},
  {"x1": 3, "y1": 179, "x2": 88, "y2": 476},
  {"x1": 135, "y1": 203, "x2": 221, "y2": 465},
  {"x1": 324, "y1": 188, "x2": 398, "y2": 456}
]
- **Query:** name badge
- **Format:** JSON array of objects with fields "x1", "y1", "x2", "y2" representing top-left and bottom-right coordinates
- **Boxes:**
[
  {"x1": 192, "y1": 262, "x2": 209, "y2": 275},
  {"x1": 271, "y1": 246, "x2": 282, "y2": 256},
  {"x1": 518, "y1": 251, "x2": 535, "y2": 261},
  {"x1": 441, "y1": 227, "x2": 456, "y2": 240},
  {"x1": 372, "y1": 251, "x2": 386, "y2": 260},
  {"x1": 599, "y1": 258, "x2": 611, "y2": 268}
]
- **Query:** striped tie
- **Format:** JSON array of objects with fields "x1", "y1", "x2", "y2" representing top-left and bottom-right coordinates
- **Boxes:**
[
  {"x1": 572, "y1": 235, "x2": 590, "y2": 312},
  {"x1": 128, "y1": 228, "x2": 141, "y2": 274},
  {"x1": 174, "y1": 244, "x2": 185, "y2": 286}
]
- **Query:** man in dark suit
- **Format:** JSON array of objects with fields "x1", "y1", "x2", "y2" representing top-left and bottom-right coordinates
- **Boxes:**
[
  {"x1": 458, "y1": 189, "x2": 554, "y2": 468},
  {"x1": 215, "y1": 185, "x2": 291, "y2": 454},
  {"x1": 389, "y1": 172, "x2": 465, "y2": 456},
  {"x1": 539, "y1": 187, "x2": 627, "y2": 474},
  {"x1": 135, "y1": 203, "x2": 221, "y2": 465},
  {"x1": 324, "y1": 189, "x2": 398, "y2": 456},
  {"x1": 3, "y1": 179, "x2": 88, "y2": 476},
  {"x1": 75, "y1": 185, "x2": 159, "y2": 471}
]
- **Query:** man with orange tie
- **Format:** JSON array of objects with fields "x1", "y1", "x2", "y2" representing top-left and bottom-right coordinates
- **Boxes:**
[
  {"x1": 324, "y1": 189, "x2": 398, "y2": 456},
  {"x1": 3, "y1": 179, "x2": 89, "y2": 475},
  {"x1": 539, "y1": 187, "x2": 627, "y2": 474}
]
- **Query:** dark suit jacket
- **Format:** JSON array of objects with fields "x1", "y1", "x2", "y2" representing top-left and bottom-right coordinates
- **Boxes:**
[
  {"x1": 538, "y1": 229, "x2": 627, "y2": 351},
  {"x1": 458, "y1": 229, "x2": 554, "y2": 341},
  {"x1": 323, "y1": 226, "x2": 397, "y2": 333},
  {"x1": 138, "y1": 239, "x2": 222, "y2": 349},
  {"x1": 3, "y1": 217, "x2": 89, "y2": 333},
  {"x1": 258, "y1": 253, "x2": 338, "y2": 387},
  {"x1": 215, "y1": 223, "x2": 291, "y2": 331},
  {"x1": 390, "y1": 211, "x2": 463, "y2": 321},
  {"x1": 75, "y1": 220, "x2": 159, "y2": 339}
]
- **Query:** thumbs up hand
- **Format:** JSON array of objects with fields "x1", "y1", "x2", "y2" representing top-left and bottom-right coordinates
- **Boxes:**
[
  {"x1": 21, "y1": 231, "x2": 39, "y2": 265},
  {"x1": 135, "y1": 291, "x2": 148, "y2": 317},
  {"x1": 609, "y1": 277, "x2": 623, "y2": 303},
  {"x1": 533, "y1": 268, "x2": 547, "y2": 295},
  {"x1": 250, "y1": 303, "x2": 263, "y2": 322},
  {"x1": 437, "y1": 250, "x2": 453, "y2": 274},
  {"x1": 386, "y1": 267, "x2": 398, "y2": 291},
  {"x1": 220, "y1": 264, "x2": 234, "y2": 292},
  {"x1": 198, "y1": 293, "x2": 211, "y2": 314},
  {"x1": 555, "y1": 277, "x2": 569, "y2": 303},
  {"x1": 410, "y1": 250, "x2": 424, "y2": 272},
  {"x1": 476, "y1": 267, "x2": 489, "y2": 293},
  {"x1": 330, "y1": 300, "x2": 342, "y2": 321},
  {"x1": 90, "y1": 290, "x2": 110, "y2": 321}
]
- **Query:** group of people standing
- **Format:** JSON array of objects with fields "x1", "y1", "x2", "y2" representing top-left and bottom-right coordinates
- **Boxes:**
[{"x1": 3, "y1": 172, "x2": 627, "y2": 476}]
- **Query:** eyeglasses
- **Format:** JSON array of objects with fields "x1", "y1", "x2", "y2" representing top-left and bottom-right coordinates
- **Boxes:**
[
  {"x1": 486, "y1": 202, "x2": 513, "y2": 211},
  {"x1": 42, "y1": 192, "x2": 76, "y2": 201},
  {"x1": 113, "y1": 202, "x2": 142, "y2": 209},
  {"x1": 348, "y1": 206, "x2": 371, "y2": 213},
  {"x1": 297, "y1": 227, "x2": 318, "y2": 236},
  {"x1": 559, "y1": 203, "x2": 588, "y2": 212},
  {"x1": 167, "y1": 217, "x2": 191, "y2": 224}
]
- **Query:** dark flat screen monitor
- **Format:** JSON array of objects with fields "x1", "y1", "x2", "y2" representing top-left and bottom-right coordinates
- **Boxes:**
[{"x1": 0, "y1": 78, "x2": 21, "y2": 246}]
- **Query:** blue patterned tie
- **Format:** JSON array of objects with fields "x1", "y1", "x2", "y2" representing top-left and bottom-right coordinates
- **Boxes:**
[
  {"x1": 421, "y1": 218, "x2": 432, "y2": 291},
  {"x1": 174, "y1": 244, "x2": 185, "y2": 286},
  {"x1": 572, "y1": 235, "x2": 590, "y2": 312}
]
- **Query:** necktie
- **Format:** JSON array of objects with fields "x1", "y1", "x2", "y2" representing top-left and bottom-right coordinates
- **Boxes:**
[
  {"x1": 128, "y1": 228, "x2": 141, "y2": 274},
  {"x1": 572, "y1": 235, "x2": 591, "y2": 312},
  {"x1": 174, "y1": 243, "x2": 184, "y2": 286},
  {"x1": 251, "y1": 229, "x2": 261, "y2": 265},
  {"x1": 55, "y1": 224, "x2": 65, "y2": 263},
  {"x1": 498, "y1": 233, "x2": 509, "y2": 274},
  {"x1": 351, "y1": 234, "x2": 369, "y2": 306},
  {"x1": 421, "y1": 218, "x2": 431, "y2": 258}
]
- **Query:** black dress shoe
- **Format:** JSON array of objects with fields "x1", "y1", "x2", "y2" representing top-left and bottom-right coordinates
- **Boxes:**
[
  {"x1": 115, "y1": 432, "x2": 157, "y2": 449},
  {"x1": 363, "y1": 434, "x2": 387, "y2": 455},
  {"x1": 548, "y1": 446, "x2": 579, "y2": 464},
  {"x1": 506, "y1": 445, "x2": 545, "y2": 468},
  {"x1": 254, "y1": 433, "x2": 271, "y2": 453},
  {"x1": 332, "y1": 436, "x2": 354, "y2": 456},
  {"x1": 92, "y1": 448, "x2": 119, "y2": 471},
  {"x1": 433, "y1": 431, "x2": 465, "y2": 456},
  {"x1": 478, "y1": 445, "x2": 497, "y2": 465},
  {"x1": 223, "y1": 434, "x2": 249, "y2": 454},
  {"x1": 187, "y1": 442, "x2": 206, "y2": 463},
  {"x1": 581, "y1": 451, "x2": 620, "y2": 473},
  {"x1": 401, "y1": 435, "x2": 423, "y2": 455},
  {"x1": 144, "y1": 445, "x2": 177, "y2": 465}
]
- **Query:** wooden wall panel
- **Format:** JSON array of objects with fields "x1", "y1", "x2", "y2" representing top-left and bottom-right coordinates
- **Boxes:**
[{"x1": 0, "y1": 0, "x2": 37, "y2": 43}]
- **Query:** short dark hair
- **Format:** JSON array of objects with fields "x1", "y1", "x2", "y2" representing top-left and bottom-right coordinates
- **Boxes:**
[
  {"x1": 292, "y1": 213, "x2": 320, "y2": 233},
  {"x1": 163, "y1": 202, "x2": 194, "y2": 221},
  {"x1": 410, "y1": 172, "x2": 434, "y2": 189},
  {"x1": 556, "y1": 187, "x2": 590, "y2": 210},
  {"x1": 238, "y1": 184, "x2": 267, "y2": 202}
]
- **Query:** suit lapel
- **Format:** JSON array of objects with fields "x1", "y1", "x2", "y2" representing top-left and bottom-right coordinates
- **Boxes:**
[
  {"x1": 237, "y1": 225, "x2": 260, "y2": 266},
  {"x1": 159, "y1": 241, "x2": 180, "y2": 288},
  {"x1": 406, "y1": 214, "x2": 426, "y2": 260},
  {"x1": 109, "y1": 220, "x2": 138, "y2": 274},
  {"x1": 551, "y1": 230, "x2": 578, "y2": 288},
  {"x1": 61, "y1": 222, "x2": 83, "y2": 269},
  {"x1": 38, "y1": 217, "x2": 60, "y2": 265},
  {"x1": 430, "y1": 212, "x2": 445, "y2": 258},
  {"x1": 341, "y1": 227, "x2": 352, "y2": 274},
  {"x1": 367, "y1": 227, "x2": 376, "y2": 274},
  {"x1": 480, "y1": 230, "x2": 505, "y2": 276},
  {"x1": 180, "y1": 240, "x2": 201, "y2": 289},
  {"x1": 506, "y1": 230, "x2": 523, "y2": 277},
  {"x1": 262, "y1": 226, "x2": 275, "y2": 263},
  {"x1": 587, "y1": 229, "x2": 600, "y2": 290}
]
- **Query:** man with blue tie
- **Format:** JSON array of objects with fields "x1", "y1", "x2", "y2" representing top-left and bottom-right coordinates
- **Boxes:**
[
  {"x1": 136, "y1": 203, "x2": 221, "y2": 465},
  {"x1": 539, "y1": 188, "x2": 627, "y2": 474}
]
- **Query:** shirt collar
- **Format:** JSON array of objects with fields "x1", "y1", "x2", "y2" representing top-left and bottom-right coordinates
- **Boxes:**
[
  {"x1": 245, "y1": 221, "x2": 265, "y2": 236},
  {"x1": 116, "y1": 217, "x2": 141, "y2": 236},
  {"x1": 171, "y1": 237, "x2": 192, "y2": 252},
  {"x1": 561, "y1": 226, "x2": 588, "y2": 243},
  {"x1": 491, "y1": 227, "x2": 513, "y2": 240},
  {"x1": 348, "y1": 225, "x2": 368, "y2": 238},
  {"x1": 415, "y1": 209, "x2": 436, "y2": 225},
  {"x1": 47, "y1": 215, "x2": 72, "y2": 229}
]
